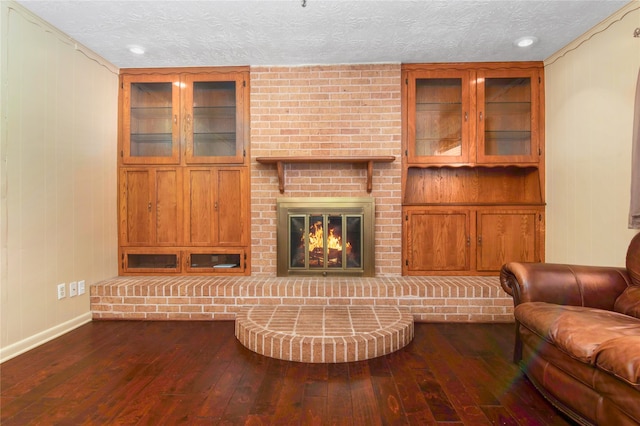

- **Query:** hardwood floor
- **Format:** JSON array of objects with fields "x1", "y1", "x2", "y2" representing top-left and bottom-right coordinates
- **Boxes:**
[{"x1": 1, "y1": 321, "x2": 573, "y2": 425}]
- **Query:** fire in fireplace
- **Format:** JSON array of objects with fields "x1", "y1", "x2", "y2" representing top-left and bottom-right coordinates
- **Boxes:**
[{"x1": 277, "y1": 198, "x2": 375, "y2": 277}]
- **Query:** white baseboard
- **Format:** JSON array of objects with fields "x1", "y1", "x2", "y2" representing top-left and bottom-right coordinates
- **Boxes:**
[{"x1": 0, "y1": 312, "x2": 92, "y2": 363}]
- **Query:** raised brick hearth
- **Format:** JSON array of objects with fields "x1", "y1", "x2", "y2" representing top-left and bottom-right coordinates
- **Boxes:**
[
  {"x1": 90, "y1": 276, "x2": 513, "y2": 322},
  {"x1": 235, "y1": 305, "x2": 414, "y2": 363}
]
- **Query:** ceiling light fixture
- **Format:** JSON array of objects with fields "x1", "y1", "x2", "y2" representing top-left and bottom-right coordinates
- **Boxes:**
[
  {"x1": 513, "y1": 36, "x2": 538, "y2": 47},
  {"x1": 128, "y1": 45, "x2": 145, "y2": 55},
  {"x1": 514, "y1": 36, "x2": 538, "y2": 48}
]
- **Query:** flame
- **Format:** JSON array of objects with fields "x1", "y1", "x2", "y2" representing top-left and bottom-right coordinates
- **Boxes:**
[
  {"x1": 308, "y1": 220, "x2": 324, "y2": 251},
  {"x1": 307, "y1": 220, "x2": 351, "y2": 252}
]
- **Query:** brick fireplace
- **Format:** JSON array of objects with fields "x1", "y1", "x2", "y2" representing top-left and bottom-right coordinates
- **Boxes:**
[{"x1": 250, "y1": 64, "x2": 403, "y2": 276}]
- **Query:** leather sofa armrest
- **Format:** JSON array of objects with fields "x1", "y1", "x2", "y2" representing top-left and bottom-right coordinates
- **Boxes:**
[{"x1": 500, "y1": 262, "x2": 630, "y2": 310}]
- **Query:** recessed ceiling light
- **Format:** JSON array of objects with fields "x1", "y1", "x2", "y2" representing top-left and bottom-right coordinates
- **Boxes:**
[
  {"x1": 128, "y1": 45, "x2": 145, "y2": 55},
  {"x1": 514, "y1": 36, "x2": 538, "y2": 48},
  {"x1": 513, "y1": 36, "x2": 538, "y2": 47}
]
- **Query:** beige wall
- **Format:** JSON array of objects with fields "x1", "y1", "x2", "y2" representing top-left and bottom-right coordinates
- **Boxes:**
[
  {"x1": 544, "y1": 2, "x2": 640, "y2": 266},
  {"x1": 0, "y1": 2, "x2": 118, "y2": 362}
]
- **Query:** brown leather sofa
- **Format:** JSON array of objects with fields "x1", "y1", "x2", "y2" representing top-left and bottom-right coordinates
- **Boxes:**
[{"x1": 500, "y1": 232, "x2": 640, "y2": 426}]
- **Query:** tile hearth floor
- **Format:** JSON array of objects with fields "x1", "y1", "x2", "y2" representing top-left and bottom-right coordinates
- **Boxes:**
[{"x1": 235, "y1": 305, "x2": 414, "y2": 363}]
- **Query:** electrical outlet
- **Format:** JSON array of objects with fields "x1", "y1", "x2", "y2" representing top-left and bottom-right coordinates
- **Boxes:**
[
  {"x1": 57, "y1": 283, "x2": 66, "y2": 300},
  {"x1": 78, "y1": 280, "x2": 86, "y2": 295},
  {"x1": 69, "y1": 281, "x2": 78, "y2": 297}
]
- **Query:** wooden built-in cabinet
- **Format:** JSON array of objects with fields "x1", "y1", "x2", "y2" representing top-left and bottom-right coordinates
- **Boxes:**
[
  {"x1": 118, "y1": 67, "x2": 250, "y2": 276},
  {"x1": 119, "y1": 167, "x2": 183, "y2": 246},
  {"x1": 402, "y1": 63, "x2": 545, "y2": 275},
  {"x1": 404, "y1": 206, "x2": 543, "y2": 274},
  {"x1": 184, "y1": 167, "x2": 248, "y2": 246}
]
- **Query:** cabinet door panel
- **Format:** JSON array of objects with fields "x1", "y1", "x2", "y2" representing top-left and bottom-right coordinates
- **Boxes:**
[
  {"x1": 186, "y1": 169, "x2": 215, "y2": 244},
  {"x1": 477, "y1": 211, "x2": 537, "y2": 271},
  {"x1": 405, "y1": 70, "x2": 472, "y2": 164},
  {"x1": 121, "y1": 249, "x2": 181, "y2": 274},
  {"x1": 406, "y1": 210, "x2": 469, "y2": 271},
  {"x1": 121, "y1": 170, "x2": 153, "y2": 244},
  {"x1": 476, "y1": 69, "x2": 540, "y2": 164},
  {"x1": 217, "y1": 169, "x2": 245, "y2": 245},
  {"x1": 121, "y1": 74, "x2": 181, "y2": 164},
  {"x1": 120, "y1": 168, "x2": 181, "y2": 245},
  {"x1": 185, "y1": 249, "x2": 245, "y2": 273},
  {"x1": 185, "y1": 167, "x2": 246, "y2": 246},
  {"x1": 183, "y1": 73, "x2": 247, "y2": 164},
  {"x1": 155, "y1": 169, "x2": 181, "y2": 244}
]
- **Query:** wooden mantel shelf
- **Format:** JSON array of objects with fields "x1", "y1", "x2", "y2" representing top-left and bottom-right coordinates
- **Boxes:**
[{"x1": 256, "y1": 156, "x2": 395, "y2": 193}]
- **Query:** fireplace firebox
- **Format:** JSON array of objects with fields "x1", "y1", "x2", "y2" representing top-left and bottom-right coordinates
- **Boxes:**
[{"x1": 276, "y1": 198, "x2": 375, "y2": 277}]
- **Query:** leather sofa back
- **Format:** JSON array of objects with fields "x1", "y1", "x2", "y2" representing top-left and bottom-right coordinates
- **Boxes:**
[
  {"x1": 627, "y1": 232, "x2": 640, "y2": 287},
  {"x1": 614, "y1": 233, "x2": 640, "y2": 318}
]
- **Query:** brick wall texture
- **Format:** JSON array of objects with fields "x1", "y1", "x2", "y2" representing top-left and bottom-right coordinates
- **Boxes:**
[
  {"x1": 92, "y1": 276, "x2": 514, "y2": 323},
  {"x1": 249, "y1": 64, "x2": 402, "y2": 276}
]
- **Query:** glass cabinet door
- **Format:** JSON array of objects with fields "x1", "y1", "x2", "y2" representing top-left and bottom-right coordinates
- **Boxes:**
[
  {"x1": 406, "y1": 70, "x2": 471, "y2": 164},
  {"x1": 121, "y1": 74, "x2": 181, "y2": 164},
  {"x1": 183, "y1": 73, "x2": 246, "y2": 164},
  {"x1": 477, "y1": 69, "x2": 540, "y2": 163}
]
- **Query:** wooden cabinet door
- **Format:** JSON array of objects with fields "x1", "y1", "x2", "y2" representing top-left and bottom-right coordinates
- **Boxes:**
[
  {"x1": 476, "y1": 209, "x2": 541, "y2": 271},
  {"x1": 216, "y1": 168, "x2": 246, "y2": 245},
  {"x1": 405, "y1": 69, "x2": 472, "y2": 165},
  {"x1": 119, "y1": 168, "x2": 182, "y2": 246},
  {"x1": 185, "y1": 167, "x2": 247, "y2": 246},
  {"x1": 120, "y1": 74, "x2": 181, "y2": 165},
  {"x1": 183, "y1": 72, "x2": 247, "y2": 165},
  {"x1": 476, "y1": 68, "x2": 541, "y2": 164},
  {"x1": 404, "y1": 209, "x2": 470, "y2": 272}
]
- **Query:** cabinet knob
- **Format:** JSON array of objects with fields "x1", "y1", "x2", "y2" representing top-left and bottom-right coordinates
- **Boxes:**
[
  {"x1": 464, "y1": 112, "x2": 468, "y2": 122},
  {"x1": 174, "y1": 115, "x2": 178, "y2": 124},
  {"x1": 478, "y1": 235, "x2": 482, "y2": 244},
  {"x1": 148, "y1": 202, "x2": 152, "y2": 212},
  {"x1": 479, "y1": 112, "x2": 483, "y2": 121}
]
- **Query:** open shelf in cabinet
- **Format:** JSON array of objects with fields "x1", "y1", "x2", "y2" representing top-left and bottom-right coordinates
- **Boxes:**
[{"x1": 403, "y1": 166, "x2": 543, "y2": 206}]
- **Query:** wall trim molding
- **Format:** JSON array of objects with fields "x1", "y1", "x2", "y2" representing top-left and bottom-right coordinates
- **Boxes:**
[
  {"x1": 5, "y1": 1, "x2": 119, "y2": 75},
  {"x1": 545, "y1": 2, "x2": 640, "y2": 67},
  {"x1": 0, "y1": 313, "x2": 92, "y2": 363}
]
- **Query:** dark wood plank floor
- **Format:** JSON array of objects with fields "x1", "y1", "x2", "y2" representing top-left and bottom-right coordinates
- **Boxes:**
[{"x1": 1, "y1": 321, "x2": 573, "y2": 425}]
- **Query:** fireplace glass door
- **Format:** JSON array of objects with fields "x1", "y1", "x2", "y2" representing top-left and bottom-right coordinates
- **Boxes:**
[
  {"x1": 289, "y1": 214, "x2": 362, "y2": 272},
  {"x1": 277, "y1": 198, "x2": 374, "y2": 277}
]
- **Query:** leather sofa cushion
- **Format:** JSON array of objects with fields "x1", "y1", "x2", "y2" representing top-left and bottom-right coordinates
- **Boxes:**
[
  {"x1": 594, "y1": 336, "x2": 640, "y2": 388},
  {"x1": 551, "y1": 308, "x2": 640, "y2": 363},
  {"x1": 515, "y1": 302, "x2": 640, "y2": 364},
  {"x1": 514, "y1": 302, "x2": 585, "y2": 340},
  {"x1": 614, "y1": 286, "x2": 640, "y2": 318}
]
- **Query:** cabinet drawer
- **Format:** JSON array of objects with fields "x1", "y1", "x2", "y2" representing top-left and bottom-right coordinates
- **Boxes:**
[
  {"x1": 184, "y1": 249, "x2": 246, "y2": 274},
  {"x1": 121, "y1": 249, "x2": 181, "y2": 274}
]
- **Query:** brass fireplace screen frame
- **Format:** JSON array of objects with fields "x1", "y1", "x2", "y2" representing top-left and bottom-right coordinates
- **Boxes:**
[{"x1": 276, "y1": 197, "x2": 375, "y2": 277}]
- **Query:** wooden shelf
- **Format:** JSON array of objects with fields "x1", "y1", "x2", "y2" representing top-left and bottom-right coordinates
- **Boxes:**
[{"x1": 256, "y1": 156, "x2": 395, "y2": 193}]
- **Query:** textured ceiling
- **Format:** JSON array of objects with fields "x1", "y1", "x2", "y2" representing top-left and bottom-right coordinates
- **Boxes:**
[{"x1": 16, "y1": 0, "x2": 631, "y2": 68}]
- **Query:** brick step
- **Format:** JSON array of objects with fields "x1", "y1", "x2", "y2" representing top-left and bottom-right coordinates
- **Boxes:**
[
  {"x1": 236, "y1": 305, "x2": 414, "y2": 363},
  {"x1": 91, "y1": 276, "x2": 514, "y2": 322}
]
